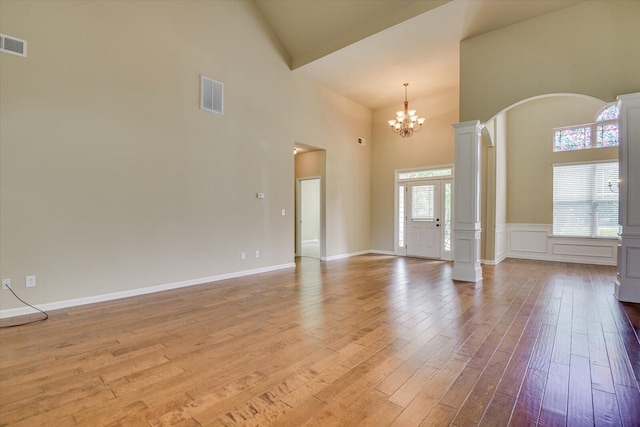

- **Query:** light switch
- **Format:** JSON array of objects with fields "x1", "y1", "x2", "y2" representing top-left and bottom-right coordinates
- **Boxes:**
[{"x1": 281, "y1": 209, "x2": 286, "y2": 216}]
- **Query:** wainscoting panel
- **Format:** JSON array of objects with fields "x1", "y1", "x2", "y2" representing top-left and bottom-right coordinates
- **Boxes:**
[
  {"x1": 627, "y1": 247, "x2": 640, "y2": 278},
  {"x1": 509, "y1": 224, "x2": 549, "y2": 253},
  {"x1": 507, "y1": 224, "x2": 618, "y2": 266}
]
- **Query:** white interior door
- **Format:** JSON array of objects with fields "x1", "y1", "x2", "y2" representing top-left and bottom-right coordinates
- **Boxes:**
[
  {"x1": 406, "y1": 182, "x2": 441, "y2": 258},
  {"x1": 298, "y1": 178, "x2": 321, "y2": 258}
]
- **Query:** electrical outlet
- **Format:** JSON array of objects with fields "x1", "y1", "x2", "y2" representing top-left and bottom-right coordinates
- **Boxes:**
[
  {"x1": 2, "y1": 279, "x2": 10, "y2": 290},
  {"x1": 255, "y1": 250, "x2": 260, "y2": 258},
  {"x1": 26, "y1": 275, "x2": 36, "y2": 288},
  {"x1": 241, "y1": 252, "x2": 246, "y2": 260}
]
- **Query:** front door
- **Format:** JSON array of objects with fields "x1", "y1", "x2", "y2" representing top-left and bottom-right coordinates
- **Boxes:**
[{"x1": 406, "y1": 182, "x2": 441, "y2": 258}]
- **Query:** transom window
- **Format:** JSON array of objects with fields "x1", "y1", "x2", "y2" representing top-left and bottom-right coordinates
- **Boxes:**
[
  {"x1": 398, "y1": 167, "x2": 452, "y2": 180},
  {"x1": 553, "y1": 104, "x2": 619, "y2": 152}
]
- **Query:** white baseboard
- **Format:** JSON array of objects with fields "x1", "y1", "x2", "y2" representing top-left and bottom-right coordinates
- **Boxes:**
[
  {"x1": 369, "y1": 250, "x2": 396, "y2": 256},
  {"x1": 481, "y1": 254, "x2": 507, "y2": 266},
  {"x1": 506, "y1": 253, "x2": 617, "y2": 266},
  {"x1": 0, "y1": 262, "x2": 295, "y2": 319},
  {"x1": 322, "y1": 250, "x2": 372, "y2": 261}
]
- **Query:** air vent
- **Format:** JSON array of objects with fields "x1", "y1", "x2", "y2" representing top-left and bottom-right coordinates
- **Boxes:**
[
  {"x1": 201, "y1": 75, "x2": 223, "y2": 114},
  {"x1": 0, "y1": 34, "x2": 27, "y2": 57}
]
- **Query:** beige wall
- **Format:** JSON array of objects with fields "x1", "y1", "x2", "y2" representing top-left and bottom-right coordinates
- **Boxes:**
[
  {"x1": 370, "y1": 87, "x2": 458, "y2": 252},
  {"x1": 295, "y1": 150, "x2": 325, "y2": 179},
  {"x1": 460, "y1": 0, "x2": 640, "y2": 123},
  {"x1": 292, "y1": 76, "x2": 372, "y2": 257},
  {"x1": 481, "y1": 113, "x2": 507, "y2": 262},
  {"x1": 495, "y1": 114, "x2": 507, "y2": 229},
  {"x1": 506, "y1": 95, "x2": 616, "y2": 225},
  {"x1": 0, "y1": 0, "x2": 371, "y2": 310}
]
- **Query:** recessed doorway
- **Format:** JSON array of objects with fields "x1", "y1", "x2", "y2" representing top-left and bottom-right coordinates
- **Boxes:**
[
  {"x1": 395, "y1": 166, "x2": 453, "y2": 260},
  {"x1": 294, "y1": 144, "x2": 326, "y2": 260}
]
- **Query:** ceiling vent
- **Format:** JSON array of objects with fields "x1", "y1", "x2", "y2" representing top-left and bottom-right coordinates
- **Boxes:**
[
  {"x1": 201, "y1": 75, "x2": 223, "y2": 114},
  {"x1": 0, "y1": 34, "x2": 27, "y2": 57}
]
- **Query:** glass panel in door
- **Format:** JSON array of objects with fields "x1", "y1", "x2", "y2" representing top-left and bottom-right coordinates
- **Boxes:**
[{"x1": 406, "y1": 182, "x2": 441, "y2": 258}]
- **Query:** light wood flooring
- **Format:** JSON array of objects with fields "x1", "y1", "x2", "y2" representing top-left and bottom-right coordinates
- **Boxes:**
[{"x1": 1, "y1": 256, "x2": 639, "y2": 426}]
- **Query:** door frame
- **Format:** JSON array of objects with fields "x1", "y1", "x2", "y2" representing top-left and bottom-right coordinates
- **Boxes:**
[
  {"x1": 394, "y1": 165, "x2": 454, "y2": 260},
  {"x1": 296, "y1": 176, "x2": 324, "y2": 259}
]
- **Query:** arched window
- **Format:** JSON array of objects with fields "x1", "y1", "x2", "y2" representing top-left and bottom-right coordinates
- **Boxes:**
[
  {"x1": 594, "y1": 104, "x2": 619, "y2": 147},
  {"x1": 596, "y1": 105, "x2": 619, "y2": 121},
  {"x1": 553, "y1": 103, "x2": 619, "y2": 151}
]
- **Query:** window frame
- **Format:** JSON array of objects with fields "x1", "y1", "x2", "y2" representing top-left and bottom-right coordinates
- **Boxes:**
[
  {"x1": 552, "y1": 160, "x2": 619, "y2": 239},
  {"x1": 552, "y1": 103, "x2": 619, "y2": 152}
]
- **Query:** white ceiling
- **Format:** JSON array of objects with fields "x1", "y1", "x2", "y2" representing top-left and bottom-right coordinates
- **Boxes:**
[{"x1": 255, "y1": 0, "x2": 582, "y2": 110}]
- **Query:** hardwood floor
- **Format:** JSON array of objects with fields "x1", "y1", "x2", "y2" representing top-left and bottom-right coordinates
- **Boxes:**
[{"x1": 1, "y1": 256, "x2": 639, "y2": 426}]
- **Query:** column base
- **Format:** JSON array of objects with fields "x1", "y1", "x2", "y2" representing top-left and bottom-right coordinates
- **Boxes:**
[
  {"x1": 614, "y1": 237, "x2": 640, "y2": 303},
  {"x1": 452, "y1": 263, "x2": 483, "y2": 283}
]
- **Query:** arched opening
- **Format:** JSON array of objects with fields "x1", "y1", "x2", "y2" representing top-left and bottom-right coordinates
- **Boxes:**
[{"x1": 479, "y1": 93, "x2": 619, "y2": 266}]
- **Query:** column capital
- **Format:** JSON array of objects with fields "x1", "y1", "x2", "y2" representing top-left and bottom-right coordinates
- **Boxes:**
[
  {"x1": 616, "y1": 92, "x2": 640, "y2": 103},
  {"x1": 452, "y1": 120, "x2": 483, "y2": 131}
]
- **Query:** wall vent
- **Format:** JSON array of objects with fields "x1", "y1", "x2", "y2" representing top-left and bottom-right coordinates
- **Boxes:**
[
  {"x1": 357, "y1": 137, "x2": 366, "y2": 146},
  {"x1": 0, "y1": 34, "x2": 27, "y2": 57},
  {"x1": 201, "y1": 75, "x2": 223, "y2": 114}
]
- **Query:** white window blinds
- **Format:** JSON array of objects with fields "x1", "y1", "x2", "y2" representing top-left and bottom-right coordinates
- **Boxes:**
[{"x1": 553, "y1": 161, "x2": 619, "y2": 237}]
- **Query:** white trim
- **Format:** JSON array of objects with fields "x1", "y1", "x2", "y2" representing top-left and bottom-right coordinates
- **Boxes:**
[
  {"x1": 322, "y1": 250, "x2": 370, "y2": 261},
  {"x1": 552, "y1": 159, "x2": 619, "y2": 168},
  {"x1": 394, "y1": 182, "x2": 406, "y2": 256},
  {"x1": 370, "y1": 250, "x2": 396, "y2": 256},
  {"x1": 495, "y1": 223, "x2": 508, "y2": 262},
  {"x1": 0, "y1": 263, "x2": 295, "y2": 319}
]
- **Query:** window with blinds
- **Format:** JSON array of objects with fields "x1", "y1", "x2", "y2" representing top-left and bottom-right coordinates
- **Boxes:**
[{"x1": 553, "y1": 161, "x2": 619, "y2": 237}]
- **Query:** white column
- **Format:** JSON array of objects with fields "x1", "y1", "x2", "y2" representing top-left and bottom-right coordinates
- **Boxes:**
[
  {"x1": 452, "y1": 120, "x2": 483, "y2": 282},
  {"x1": 615, "y1": 92, "x2": 640, "y2": 303}
]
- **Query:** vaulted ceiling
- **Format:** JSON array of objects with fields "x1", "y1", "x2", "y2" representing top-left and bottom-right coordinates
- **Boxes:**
[{"x1": 254, "y1": 0, "x2": 582, "y2": 110}]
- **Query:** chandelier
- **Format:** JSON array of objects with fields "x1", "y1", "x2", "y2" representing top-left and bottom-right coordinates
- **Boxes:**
[{"x1": 387, "y1": 83, "x2": 425, "y2": 138}]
